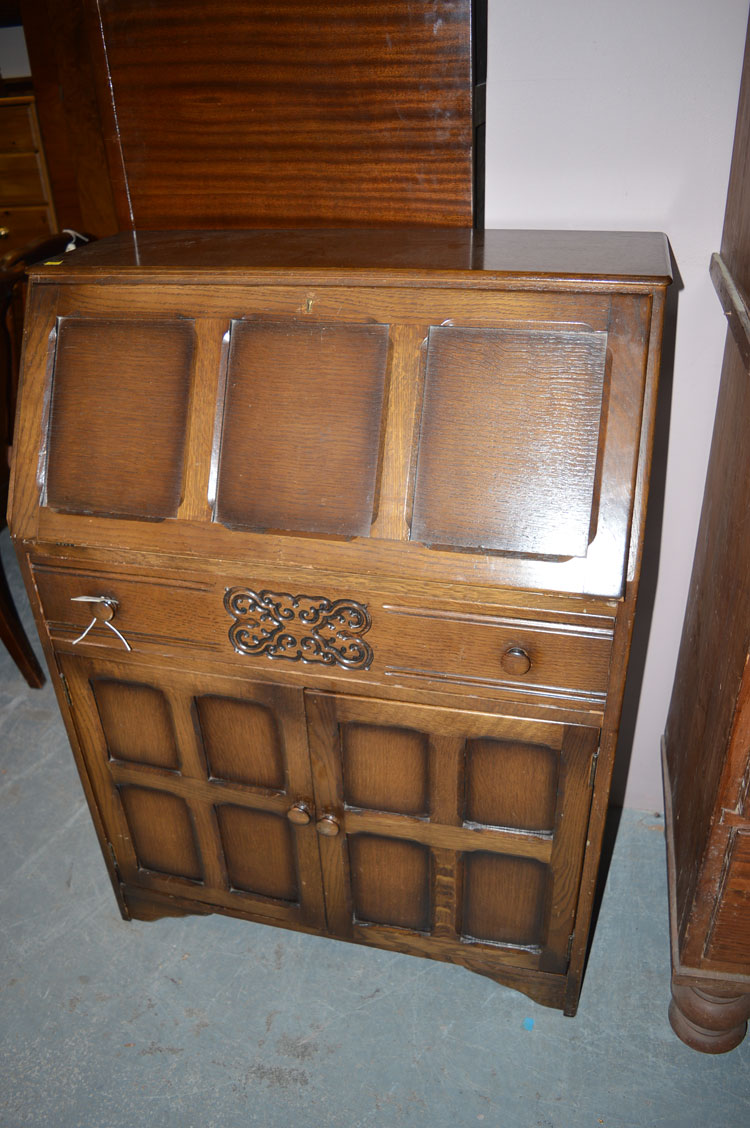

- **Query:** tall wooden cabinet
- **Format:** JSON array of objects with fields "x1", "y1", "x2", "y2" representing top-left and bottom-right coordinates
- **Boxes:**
[
  {"x1": 663, "y1": 18, "x2": 750, "y2": 1054},
  {"x1": 9, "y1": 227, "x2": 670, "y2": 1016}
]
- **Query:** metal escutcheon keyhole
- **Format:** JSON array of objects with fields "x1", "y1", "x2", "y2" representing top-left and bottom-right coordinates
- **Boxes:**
[{"x1": 70, "y1": 596, "x2": 132, "y2": 651}]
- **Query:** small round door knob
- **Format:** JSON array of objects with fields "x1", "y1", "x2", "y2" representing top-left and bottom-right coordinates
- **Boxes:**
[
  {"x1": 501, "y1": 646, "x2": 532, "y2": 676},
  {"x1": 286, "y1": 801, "x2": 312, "y2": 826},
  {"x1": 315, "y1": 814, "x2": 340, "y2": 837}
]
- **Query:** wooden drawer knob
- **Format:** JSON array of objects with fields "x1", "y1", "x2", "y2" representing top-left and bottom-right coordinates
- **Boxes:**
[
  {"x1": 501, "y1": 646, "x2": 532, "y2": 676},
  {"x1": 316, "y1": 814, "x2": 340, "y2": 837},
  {"x1": 0, "y1": 227, "x2": 9, "y2": 240},
  {"x1": 286, "y1": 801, "x2": 312, "y2": 826}
]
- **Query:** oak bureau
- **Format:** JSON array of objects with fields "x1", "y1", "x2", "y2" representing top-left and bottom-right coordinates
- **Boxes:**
[{"x1": 9, "y1": 227, "x2": 670, "y2": 1016}]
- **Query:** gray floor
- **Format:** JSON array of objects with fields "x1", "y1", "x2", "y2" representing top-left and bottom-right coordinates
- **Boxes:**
[{"x1": 1, "y1": 530, "x2": 748, "y2": 1128}]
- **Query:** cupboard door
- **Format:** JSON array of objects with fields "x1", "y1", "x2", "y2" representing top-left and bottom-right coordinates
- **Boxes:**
[
  {"x1": 305, "y1": 693, "x2": 597, "y2": 974},
  {"x1": 58, "y1": 655, "x2": 325, "y2": 929}
]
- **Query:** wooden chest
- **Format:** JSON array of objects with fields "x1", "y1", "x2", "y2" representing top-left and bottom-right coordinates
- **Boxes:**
[{"x1": 9, "y1": 228, "x2": 670, "y2": 1016}]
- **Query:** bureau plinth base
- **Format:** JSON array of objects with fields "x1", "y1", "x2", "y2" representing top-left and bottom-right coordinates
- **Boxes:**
[{"x1": 669, "y1": 982, "x2": 750, "y2": 1054}]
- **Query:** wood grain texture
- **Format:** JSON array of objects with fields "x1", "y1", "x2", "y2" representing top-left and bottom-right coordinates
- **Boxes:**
[
  {"x1": 0, "y1": 95, "x2": 56, "y2": 258},
  {"x1": 349, "y1": 833, "x2": 432, "y2": 931},
  {"x1": 91, "y1": 678, "x2": 179, "y2": 770},
  {"x1": 195, "y1": 694, "x2": 285, "y2": 790},
  {"x1": 411, "y1": 325, "x2": 607, "y2": 556},
  {"x1": 45, "y1": 317, "x2": 194, "y2": 520},
  {"x1": 721, "y1": 18, "x2": 750, "y2": 301},
  {"x1": 665, "y1": 328, "x2": 750, "y2": 960},
  {"x1": 28, "y1": 228, "x2": 672, "y2": 285},
  {"x1": 705, "y1": 831, "x2": 750, "y2": 965},
  {"x1": 80, "y1": 0, "x2": 479, "y2": 229},
  {"x1": 215, "y1": 319, "x2": 389, "y2": 536},
  {"x1": 119, "y1": 784, "x2": 202, "y2": 881},
  {"x1": 462, "y1": 853, "x2": 548, "y2": 948},
  {"x1": 662, "y1": 15, "x2": 750, "y2": 1048},
  {"x1": 21, "y1": 0, "x2": 118, "y2": 235}
]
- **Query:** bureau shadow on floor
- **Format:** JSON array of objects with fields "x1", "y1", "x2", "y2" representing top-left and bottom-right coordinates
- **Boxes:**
[{"x1": 589, "y1": 248, "x2": 681, "y2": 952}]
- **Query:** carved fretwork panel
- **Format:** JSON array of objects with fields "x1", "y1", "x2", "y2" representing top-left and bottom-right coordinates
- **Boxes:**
[{"x1": 225, "y1": 587, "x2": 373, "y2": 670}]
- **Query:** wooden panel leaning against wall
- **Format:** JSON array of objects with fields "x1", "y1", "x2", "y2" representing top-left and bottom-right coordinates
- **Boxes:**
[
  {"x1": 8, "y1": 227, "x2": 670, "y2": 1019},
  {"x1": 21, "y1": 0, "x2": 487, "y2": 233}
]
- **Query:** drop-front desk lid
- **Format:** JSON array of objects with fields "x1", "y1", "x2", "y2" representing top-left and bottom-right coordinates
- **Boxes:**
[{"x1": 14, "y1": 229, "x2": 671, "y2": 600}]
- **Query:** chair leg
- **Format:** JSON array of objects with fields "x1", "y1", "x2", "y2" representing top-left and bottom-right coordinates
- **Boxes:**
[{"x1": 0, "y1": 553, "x2": 44, "y2": 688}]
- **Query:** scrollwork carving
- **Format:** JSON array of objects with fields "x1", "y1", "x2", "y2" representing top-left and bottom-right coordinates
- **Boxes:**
[{"x1": 224, "y1": 588, "x2": 373, "y2": 670}]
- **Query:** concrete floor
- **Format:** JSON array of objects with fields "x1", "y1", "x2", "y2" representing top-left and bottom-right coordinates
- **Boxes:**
[{"x1": 1, "y1": 528, "x2": 748, "y2": 1128}]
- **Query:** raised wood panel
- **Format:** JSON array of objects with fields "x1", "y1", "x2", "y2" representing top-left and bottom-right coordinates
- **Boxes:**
[
  {"x1": 195, "y1": 694, "x2": 285, "y2": 790},
  {"x1": 91, "y1": 678, "x2": 179, "y2": 770},
  {"x1": 411, "y1": 326, "x2": 607, "y2": 557},
  {"x1": 45, "y1": 317, "x2": 194, "y2": 520},
  {"x1": 119, "y1": 785, "x2": 202, "y2": 881},
  {"x1": 216, "y1": 805, "x2": 298, "y2": 902},
  {"x1": 465, "y1": 738, "x2": 558, "y2": 833},
  {"x1": 341, "y1": 722, "x2": 429, "y2": 816},
  {"x1": 349, "y1": 833, "x2": 431, "y2": 931},
  {"x1": 462, "y1": 852, "x2": 548, "y2": 948},
  {"x1": 215, "y1": 320, "x2": 389, "y2": 536},
  {"x1": 84, "y1": 0, "x2": 479, "y2": 229}
]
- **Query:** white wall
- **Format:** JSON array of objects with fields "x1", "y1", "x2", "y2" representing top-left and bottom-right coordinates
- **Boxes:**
[
  {"x1": 0, "y1": 24, "x2": 30, "y2": 78},
  {"x1": 484, "y1": 0, "x2": 749, "y2": 810}
]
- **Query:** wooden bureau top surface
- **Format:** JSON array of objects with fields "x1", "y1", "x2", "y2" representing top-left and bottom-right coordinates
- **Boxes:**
[{"x1": 31, "y1": 228, "x2": 672, "y2": 288}]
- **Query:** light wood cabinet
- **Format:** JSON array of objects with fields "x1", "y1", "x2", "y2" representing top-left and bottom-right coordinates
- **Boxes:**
[{"x1": 9, "y1": 227, "x2": 669, "y2": 1016}]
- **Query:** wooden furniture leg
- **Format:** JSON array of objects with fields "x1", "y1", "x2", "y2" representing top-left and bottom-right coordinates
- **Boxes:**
[
  {"x1": 0, "y1": 551, "x2": 44, "y2": 687},
  {"x1": 669, "y1": 981, "x2": 750, "y2": 1054}
]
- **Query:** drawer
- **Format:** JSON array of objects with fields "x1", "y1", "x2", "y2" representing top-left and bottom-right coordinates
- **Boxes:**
[
  {"x1": 0, "y1": 152, "x2": 49, "y2": 206},
  {"x1": 0, "y1": 205, "x2": 53, "y2": 256},
  {"x1": 377, "y1": 601, "x2": 613, "y2": 708},
  {"x1": 33, "y1": 560, "x2": 614, "y2": 710},
  {"x1": 0, "y1": 101, "x2": 36, "y2": 153}
]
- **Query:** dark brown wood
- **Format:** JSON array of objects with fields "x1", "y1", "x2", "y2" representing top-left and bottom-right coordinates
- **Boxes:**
[
  {"x1": 28, "y1": 227, "x2": 672, "y2": 285},
  {"x1": 216, "y1": 320, "x2": 389, "y2": 536},
  {"x1": 663, "y1": 12, "x2": 750, "y2": 1052},
  {"x1": 8, "y1": 226, "x2": 669, "y2": 1017},
  {"x1": 21, "y1": 0, "x2": 483, "y2": 231},
  {"x1": 45, "y1": 317, "x2": 194, "y2": 519},
  {"x1": 91, "y1": 0, "x2": 480, "y2": 229},
  {"x1": 20, "y1": 0, "x2": 118, "y2": 235},
  {"x1": 0, "y1": 94, "x2": 56, "y2": 259}
]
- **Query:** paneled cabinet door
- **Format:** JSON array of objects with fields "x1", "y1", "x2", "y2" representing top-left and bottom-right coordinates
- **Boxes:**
[
  {"x1": 305, "y1": 693, "x2": 598, "y2": 975},
  {"x1": 58, "y1": 655, "x2": 326, "y2": 930}
]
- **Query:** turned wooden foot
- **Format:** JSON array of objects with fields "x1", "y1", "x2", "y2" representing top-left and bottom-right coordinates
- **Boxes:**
[{"x1": 669, "y1": 982, "x2": 750, "y2": 1053}]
